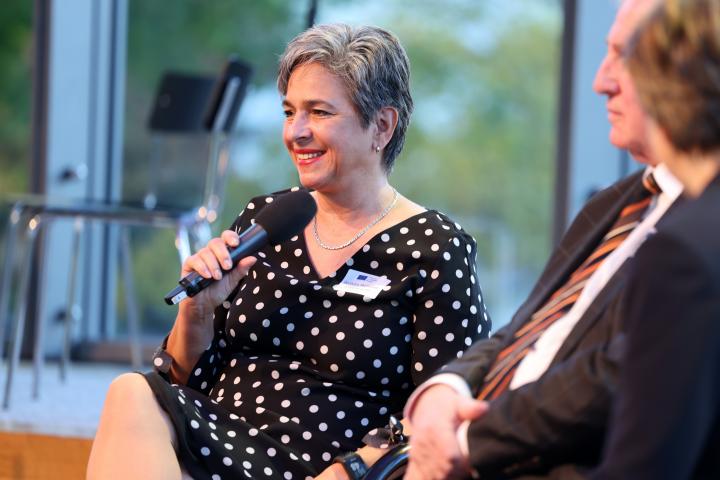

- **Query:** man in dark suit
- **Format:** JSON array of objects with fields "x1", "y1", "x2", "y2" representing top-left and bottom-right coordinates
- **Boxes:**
[
  {"x1": 590, "y1": 0, "x2": 720, "y2": 477},
  {"x1": 403, "y1": 0, "x2": 684, "y2": 478}
]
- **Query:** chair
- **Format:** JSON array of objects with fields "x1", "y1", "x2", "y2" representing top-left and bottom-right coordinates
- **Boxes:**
[
  {"x1": 0, "y1": 58, "x2": 252, "y2": 409},
  {"x1": 364, "y1": 443, "x2": 410, "y2": 480}
]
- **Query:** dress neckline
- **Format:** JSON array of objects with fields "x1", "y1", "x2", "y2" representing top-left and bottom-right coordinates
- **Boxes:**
[{"x1": 300, "y1": 208, "x2": 437, "y2": 281}]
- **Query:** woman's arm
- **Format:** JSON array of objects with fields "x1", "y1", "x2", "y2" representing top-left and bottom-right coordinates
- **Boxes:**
[
  {"x1": 314, "y1": 418, "x2": 414, "y2": 480},
  {"x1": 165, "y1": 230, "x2": 256, "y2": 384}
]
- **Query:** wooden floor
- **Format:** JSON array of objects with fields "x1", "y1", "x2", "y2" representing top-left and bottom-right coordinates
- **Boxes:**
[
  {"x1": 0, "y1": 431, "x2": 92, "y2": 480},
  {"x1": 0, "y1": 362, "x2": 130, "y2": 480}
]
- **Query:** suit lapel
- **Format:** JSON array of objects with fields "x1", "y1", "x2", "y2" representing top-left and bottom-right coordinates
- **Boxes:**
[
  {"x1": 551, "y1": 176, "x2": 685, "y2": 361},
  {"x1": 508, "y1": 172, "x2": 646, "y2": 340}
]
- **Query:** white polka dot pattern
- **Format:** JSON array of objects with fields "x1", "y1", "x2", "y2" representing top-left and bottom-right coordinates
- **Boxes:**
[{"x1": 146, "y1": 189, "x2": 490, "y2": 479}]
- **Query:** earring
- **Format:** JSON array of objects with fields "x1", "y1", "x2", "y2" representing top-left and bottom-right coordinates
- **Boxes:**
[{"x1": 375, "y1": 146, "x2": 381, "y2": 153}]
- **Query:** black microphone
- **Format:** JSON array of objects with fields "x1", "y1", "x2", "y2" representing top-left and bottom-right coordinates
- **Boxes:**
[{"x1": 164, "y1": 190, "x2": 317, "y2": 305}]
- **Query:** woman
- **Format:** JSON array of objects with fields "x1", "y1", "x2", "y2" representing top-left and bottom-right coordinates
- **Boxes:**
[
  {"x1": 591, "y1": 0, "x2": 720, "y2": 478},
  {"x1": 88, "y1": 24, "x2": 491, "y2": 479}
]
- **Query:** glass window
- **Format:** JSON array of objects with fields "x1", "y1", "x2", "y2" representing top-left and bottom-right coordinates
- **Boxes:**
[
  {"x1": 316, "y1": 0, "x2": 561, "y2": 325},
  {"x1": 0, "y1": 1, "x2": 33, "y2": 195},
  {"x1": 123, "y1": 0, "x2": 561, "y2": 335},
  {"x1": 0, "y1": 0, "x2": 33, "y2": 269}
]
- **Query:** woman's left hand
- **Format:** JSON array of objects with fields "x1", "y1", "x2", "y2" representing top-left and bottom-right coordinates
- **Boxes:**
[{"x1": 314, "y1": 463, "x2": 349, "y2": 480}]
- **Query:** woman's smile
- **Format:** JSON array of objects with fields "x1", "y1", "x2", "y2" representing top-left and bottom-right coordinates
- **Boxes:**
[{"x1": 294, "y1": 149, "x2": 325, "y2": 166}]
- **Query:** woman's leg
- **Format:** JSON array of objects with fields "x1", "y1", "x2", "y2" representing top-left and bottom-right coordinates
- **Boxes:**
[{"x1": 87, "y1": 373, "x2": 183, "y2": 480}]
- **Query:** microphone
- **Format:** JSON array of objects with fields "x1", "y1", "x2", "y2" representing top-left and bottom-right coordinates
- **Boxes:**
[{"x1": 164, "y1": 190, "x2": 317, "y2": 305}]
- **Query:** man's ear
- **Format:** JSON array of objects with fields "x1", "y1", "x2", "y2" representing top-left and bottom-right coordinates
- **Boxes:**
[{"x1": 374, "y1": 106, "x2": 399, "y2": 149}]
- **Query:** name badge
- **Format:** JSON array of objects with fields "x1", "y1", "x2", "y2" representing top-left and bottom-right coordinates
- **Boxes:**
[{"x1": 333, "y1": 269, "x2": 390, "y2": 299}]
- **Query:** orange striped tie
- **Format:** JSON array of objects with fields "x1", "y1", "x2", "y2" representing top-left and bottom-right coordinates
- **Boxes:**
[{"x1": 478, "y1": 174, "x2": 661, "y2": 400}]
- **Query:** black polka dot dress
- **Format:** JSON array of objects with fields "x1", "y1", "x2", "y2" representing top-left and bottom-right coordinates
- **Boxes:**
[{"x1": 144, "y1": 188, "x2": 491, "y2": 479}]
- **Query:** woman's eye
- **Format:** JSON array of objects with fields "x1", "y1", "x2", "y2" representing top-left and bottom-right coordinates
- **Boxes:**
[
  {"x1": 312, "y1": 109, "x2": 331, "y2": 117},
  {"x1": 283, "y1": 109, "x2": 294, "y2": 118}
]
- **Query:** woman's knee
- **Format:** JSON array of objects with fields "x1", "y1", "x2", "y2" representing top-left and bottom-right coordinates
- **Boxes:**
[
  {"x1": 102, "y1": 373, "x2": 178, "y2": 446},
  {"x1": 104, "y1": 372, "x2": 155, "y2": 413}
]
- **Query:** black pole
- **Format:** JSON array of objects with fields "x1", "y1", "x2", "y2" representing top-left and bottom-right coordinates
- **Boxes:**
[
  {"x1": 306, "y1": 0, "x2": 318, "y2": 29},
  {"x1": 552, "y1": 0, "x2": 577, "y2": 246}
]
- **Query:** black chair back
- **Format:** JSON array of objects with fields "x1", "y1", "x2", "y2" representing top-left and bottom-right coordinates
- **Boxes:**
[{"x1": 363, "y1": 443, "x2": 409, "y2": 480}]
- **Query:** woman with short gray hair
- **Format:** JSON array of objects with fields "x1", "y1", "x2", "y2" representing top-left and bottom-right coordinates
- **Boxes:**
[
  {"x1": 88, "y1": 23, "x2": 490, "y2": 480},
  {"x1": 278, "y1": 23, "x2": 413, "y2": 173}
]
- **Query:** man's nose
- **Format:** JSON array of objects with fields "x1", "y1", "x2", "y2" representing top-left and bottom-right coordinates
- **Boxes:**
[{"x1": 593, "y1": 56, "x2": 619, "y2": 96}]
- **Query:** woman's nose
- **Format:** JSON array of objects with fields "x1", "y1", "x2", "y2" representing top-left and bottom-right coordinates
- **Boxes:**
[{"x1": 288, "y1": 113, "x2": 312, "y2": 143}]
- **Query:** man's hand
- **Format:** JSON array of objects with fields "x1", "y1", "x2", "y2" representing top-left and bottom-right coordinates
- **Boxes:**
[
  {"x1": 405, "y1": 384, "x2": 488, "y2": 480},
  {"x1": 314, "y1": 462, "x2": 348, "y2": 480}
]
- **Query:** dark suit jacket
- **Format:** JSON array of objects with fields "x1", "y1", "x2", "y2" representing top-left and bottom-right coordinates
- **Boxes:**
[
  {"x1": 438, "y1": 170, "x2": 661, "y2": 478},
  {"x1": 590, "y1": 175, "x2": 720, "y2": 480}
]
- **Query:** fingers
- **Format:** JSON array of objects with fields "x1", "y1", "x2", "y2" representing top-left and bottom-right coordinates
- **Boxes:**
[
  {"x1": 181, "y1": 230, "x2": 240, "y2": 279},
  {"x1": 408, "y1": 384, "x2": 462, "y2": 429},
  {"x1": 404, "y1": 462, "x2": 422, "y2": 480},
  {"x1": 236, "y1": 256, "x2": 257, "y2": 275},
  {"x1": 223, "y1": 256, "x2": 257, "y2": 287},
  {"x1": 220, "y1": 230, "x2": 240, "y2": 248},
  {"x1": 406, "y1": 385, "x2": 477, "y2": 480},
  {"x1": 408, "y1": 429, "x2": 464, "y2": 480},
  {"x1": 457, "y1": 398, "x2": 488, "y2": 421}
]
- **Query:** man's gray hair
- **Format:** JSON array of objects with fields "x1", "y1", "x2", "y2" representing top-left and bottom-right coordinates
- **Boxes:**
[{"x1": 278, "y1": 23, "x2": 413, "y2": 172}]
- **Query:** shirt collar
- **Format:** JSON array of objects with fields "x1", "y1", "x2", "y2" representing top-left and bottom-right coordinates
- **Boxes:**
[{"x1": 645, "y1": 163, "x2": 683, "y2": 201}]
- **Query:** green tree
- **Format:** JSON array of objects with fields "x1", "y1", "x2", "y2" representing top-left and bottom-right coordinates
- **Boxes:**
[
  {"x1": 124, "y1": 0, "x2": 561, "y2": 332},
  {"x1": 0, "y1": 0, "x2": 33, "y2": 195}
]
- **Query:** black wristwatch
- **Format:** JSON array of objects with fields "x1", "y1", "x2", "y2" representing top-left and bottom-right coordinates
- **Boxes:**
[{"x1": 333, "y1": 452, "x2": 368, "y2": 480}]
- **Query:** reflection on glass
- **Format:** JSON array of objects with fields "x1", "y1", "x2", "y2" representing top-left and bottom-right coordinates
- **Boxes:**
[
  {"x1": 0, "y1": 0, "x2": 33, "y2": 275},
  {"x1": 124, "y1": 0, "x2": 561, "y2": 334}
]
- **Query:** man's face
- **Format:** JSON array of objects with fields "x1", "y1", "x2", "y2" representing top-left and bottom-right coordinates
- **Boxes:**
[{"x1": 593, "y1": 0, "x2": 658, "y2": 165}]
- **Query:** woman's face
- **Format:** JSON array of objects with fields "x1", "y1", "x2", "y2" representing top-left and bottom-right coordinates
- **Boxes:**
[{"x1": 282, "y1": 62, "x2": 382, "y2": 194}]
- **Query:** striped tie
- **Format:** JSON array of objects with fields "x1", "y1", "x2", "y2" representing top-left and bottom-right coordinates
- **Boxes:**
[{"x1": 478, "y1": 174, "x2": 661, "y2": 401}]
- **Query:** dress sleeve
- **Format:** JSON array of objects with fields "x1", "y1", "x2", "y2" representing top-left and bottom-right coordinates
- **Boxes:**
[
  {"x1": 184, "y1": 200, "x2": 258, "y2": 394},
  {"x1": 363, "y1": 224, "x2": 492, "y2": 448},
  {"x1": 410, "y1": 226, "x2": 491, "y2": 386}
]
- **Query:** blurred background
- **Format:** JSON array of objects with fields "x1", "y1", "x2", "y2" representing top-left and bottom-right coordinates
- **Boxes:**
[{"x1": 0, "y1": 0, "x2": 630, "y2": 473}]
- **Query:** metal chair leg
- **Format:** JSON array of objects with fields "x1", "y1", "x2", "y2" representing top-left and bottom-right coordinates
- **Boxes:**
[
  {"x1": 31, "y1": 215, "x2": 50, "y2": 400},
  {"x1": 3, "y1": 215, "x2": 40, "y2": 409},
  {"x1": 60, "y1": 217, "x2": 83, "y2": 382},
  {"x1": 0, "y1": 204, "x2": 22, "y2": 362},
  {"x1": 119, "y1": 228, "x2": 142, "y2": 370}
]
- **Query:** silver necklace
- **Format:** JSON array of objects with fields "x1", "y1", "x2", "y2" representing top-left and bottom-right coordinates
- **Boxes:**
[{"x1": 312, "y1": 188, "x2": 399, "y2": 250}]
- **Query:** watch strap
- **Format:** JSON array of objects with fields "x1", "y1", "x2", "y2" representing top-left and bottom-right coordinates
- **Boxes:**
[{"x1": 333, "y1": 452, "x2": 368, "y2": 480}]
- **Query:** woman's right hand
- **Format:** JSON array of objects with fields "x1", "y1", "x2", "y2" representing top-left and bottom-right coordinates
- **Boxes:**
[
  {"x1": 180, "y1": 230, "x2": 257, "y2": 321},
  {"x1": 167, "y1": 230, "x2": 256, "y2": 378}
]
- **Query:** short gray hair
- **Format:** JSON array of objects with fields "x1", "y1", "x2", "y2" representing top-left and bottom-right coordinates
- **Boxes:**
[{"x1": 278, "y1": 23, "x2": 413, "y2": 172}]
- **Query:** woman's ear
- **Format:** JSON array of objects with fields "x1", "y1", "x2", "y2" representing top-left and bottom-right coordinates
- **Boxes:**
[{"x1": 374, "y1": 106, "x2": 399, "y2": 149}]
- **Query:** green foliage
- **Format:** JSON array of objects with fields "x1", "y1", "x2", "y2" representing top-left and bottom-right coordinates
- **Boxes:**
[
  {"x1": 389, "y1": 7, "x2": 560, "y2": 268},
  {"x1": 123, "y1": 0, "x2": 305, "y2": 205},
  {"x1": 124, "y1": 1, "x2": 306, "y2": 330},
  {"x1": 0, "y1": 0, "x2": 561, "y2": 332},
  {"x1": 124, "y1": 1, "x2": 561, "y2": 331},
  {"x1": 0, "y1": 0, "x2": 33, "y2": 195}
]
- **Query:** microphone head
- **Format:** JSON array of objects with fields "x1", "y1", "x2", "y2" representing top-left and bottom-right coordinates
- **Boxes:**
[{"x1": 254, "y1": 189, "x2": 317, "y2": 244}]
